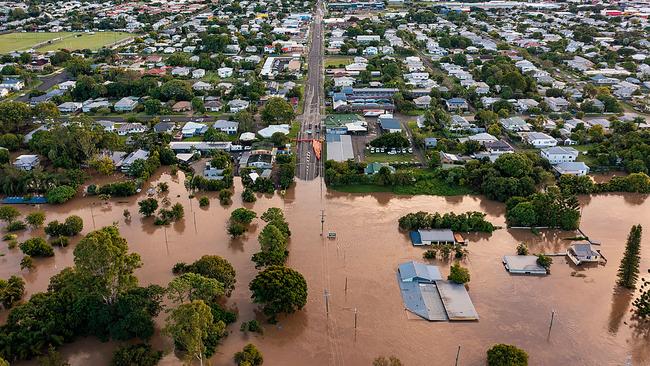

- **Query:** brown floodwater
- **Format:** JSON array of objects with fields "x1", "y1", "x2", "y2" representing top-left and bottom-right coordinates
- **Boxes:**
[{"x1": 3, "y1": 170, "x2": 650, "y2": 366}]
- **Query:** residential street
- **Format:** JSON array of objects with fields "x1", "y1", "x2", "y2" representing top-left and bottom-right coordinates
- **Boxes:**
[{"x1": 296, "y1": 0, "x2": 324, "y2": 181}]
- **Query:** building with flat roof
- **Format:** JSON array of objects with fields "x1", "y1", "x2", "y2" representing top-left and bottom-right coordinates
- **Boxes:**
[{"x1": 326, "y1": 134, "x2": 354, "y2": 162}]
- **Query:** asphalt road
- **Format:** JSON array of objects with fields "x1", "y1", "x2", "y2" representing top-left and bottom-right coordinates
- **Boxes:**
[
  {"x1": 296, "y1": 0, "x2": 324, "y2": 181},
  {"x1": 15, "y1": 69, "x2": 71, "y2": 102}
]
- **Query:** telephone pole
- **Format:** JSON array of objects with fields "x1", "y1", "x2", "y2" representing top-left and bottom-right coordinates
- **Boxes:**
[
  {"x1": 320, "y1": 209, "x2": 325, "y2": 236},
  {"x1": 324, "y1": 289, "x2": 330, "y2": 317}
]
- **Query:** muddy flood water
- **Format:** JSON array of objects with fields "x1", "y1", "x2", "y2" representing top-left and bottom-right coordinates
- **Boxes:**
[{"x1": 2, "y1": 170, "x2": 650, "y2": 366}]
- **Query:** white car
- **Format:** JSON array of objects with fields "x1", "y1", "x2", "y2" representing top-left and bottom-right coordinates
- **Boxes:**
[
  {"x1": 388, "y1": 149, "x2": 397, "y2": 155},
  {"x1": 408, "y1": 147, "x2": 413, "y2": 153}
]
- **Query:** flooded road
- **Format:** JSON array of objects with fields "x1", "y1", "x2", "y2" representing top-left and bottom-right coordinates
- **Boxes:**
[{"x1": 3, "y1": 171, "x2": 650, "y2": 365}]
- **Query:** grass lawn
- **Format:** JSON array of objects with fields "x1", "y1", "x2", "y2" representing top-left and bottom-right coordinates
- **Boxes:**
[
  {"x1": 365, "y1": 152, "x2": 417, "y2": 164},
  {"x1": 39, "y1": 32, "x2": 132, "y2": 52},
  {"x1": 0, "y1": 32, "x2": 131, "y2": 53},
  {"x1": 0, "y1": 32, "x2": 73, "y2": 53},
  {"x1": 324, "y1": 56, "x2": 353, "y2": 68},
  {"x1": 287, "y1": 121, "x2": 301, "y2": 140}
]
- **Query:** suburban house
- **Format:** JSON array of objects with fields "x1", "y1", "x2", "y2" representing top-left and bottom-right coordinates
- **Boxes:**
[
  {"x1": 203, "y1": 162, "x2": 225, "y2": 180},
  {"x1": 172, "y1": 101, "x2": 192, "y2": 112},
  {"x1": 541, "y1": 146, "x2": 579, "y2": 164},
  {"x1": 153, "y1": 122, "x2": 175, "y2": 134},
  {"x1": 364, "y1": 162, "x2": 395, "y2": 175},
  {"x1": 114, "y1": 97, "x2": 139, "y2": 112},
  {"x1": 567, "y1": 243, "x2": 601, "y2": 265},
  {"x1": 484, "y1": 140, "x2": 514, "y2": 154},
  {"x1": 58, "y1": 102, "x2": 82, "y2": 113},
  {"x1": 217, "y1": 67, "x2": 234, "y2": 78},
  {"x1": 118, "y1": 149, "x2": 149, "y2": 173},
  {"x1": 13, "y1": 154, "x2": 40, "y2": 171},
  {"x1": 523, "y1": 132, "x2": 557, "y2": 148},
  {"x1": 545, "y1": 97, "x2": 570, "y2": 112},
  {"x1": 213, "y1": 120, "x2": 239, "y2": 135},
  {"x1": 445, "y1": 98, "x2": 469, "y2": 111},
  {"x1": 193, "y1": 81, "x2": 213, "y2": 91},
  {"x1": 182, "y1": 122, "x2": 208, "y2": 137},
  {"x1": 0, "y1": 78, "x2": 25, "y2": 91},
  {"x1": 117, "y1": 123, "x2": 146, "y2": 136},
  {"x1": 500, "y1": 117, "x2": 530, "y2": 132},
  {"x1": 554, "y1": 162, "x2": 590, "y2": 176},
  {"x1": 228, "y1": 99, "x2": 250, "y2": 112}
]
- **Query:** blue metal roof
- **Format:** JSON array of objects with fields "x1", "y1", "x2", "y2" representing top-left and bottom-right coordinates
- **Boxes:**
[{"x1": 2, "y1": 196, "x2": 48, "y2": 204}]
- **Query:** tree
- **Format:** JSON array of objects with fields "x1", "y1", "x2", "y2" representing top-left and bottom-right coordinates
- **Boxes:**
[
  {"x1": 516, "y1": 243, "x2": 528, "y2": 255},
  {"x1": 242, "y1": 188, "x2": 256, "y2": 203},
  {"x1": 261, "y1": 97, "x2": 294, "y2": 125},
  {"x1": 167, "y1": 273, "x2": 224, "y2": 304},
  {"x1": 231, "y1": 208, "x2": 257, "y2": 225},
  {"x1": 160, "y1": 80, "x2": 193, "y2": 101},
  {"x1": 138, "y1": 198, "x2": 159, "y2": 217},
  {"x1": 373, "y1": 356, "x2": 403, "y2": 366},
  {"x1": 111, "y1": 343, "x2": 163, "y2": 366},
  {"x1": 617, "y1": 225, "x2": 642, "y2": 289},
  {"x1": 0, "y1": 101, "x2": 32, "y2": 133},
  {"x1": 163, "y1": 300, "x2": 225, "y2": 366},
  {"x1": 0, "y1": 275, "x2": 25, "y2": 309},
  {"x1": 270, "y1": 131, "x2": 288, "y2": 147},
  {"x1": 228, "y1": 222, "x2": 246, "y2": 238},
  {"x1": 506, "y1": 202, "x2": 538, "y2": 227},
  {"x1": 37, "y1": 345, "x2": 70, "y2": 366},
  {"x1": 20, "y1": 255, "x2": 34, "y2": 270},
  {"x1": 536, "y1": 254, "x2": 552, "y2": 271},
  {"x1": 65, "y1": 57, "x2": 92, "y2": 76},
  {"x1": 173, "y1": 255, "x2": 237, "y2": 297},
  {"x1": 143, "y1": 99, "x2": 162, "y2": 115},
  {"x1": 20, "y1": 237, "x2": 54, "y2": 257},
  {"x1": 46, "y1": 185, "x2": 77, "y2": 204},
  {"x1": 447, "y1": 263, "x2": 470, "y2": 284},
  {"x1": 33, "y1": 102, "x2": 60, "y2": 121},
  {"x1": 234, "y1": 344, "x2": 263, "y2": 366},
  {"x1": 494, "y1": 153, "x2": 533, "y2": 178},
  {"x1": 89, "y1": 156, "x2": 116, "y2": 175},
  {"x1": 63, "y1": 215, "x2": 83, "y2": 236},
  {"x1": 486, "y1": 344, "x2": 528, "y2": 366},
  {"x1": 0, "y1": 206, "x2": 20, "y2": 223},
  {"x1": 26, "y1": 211, "x2": 46, "y2": 228},
  {"x1": 249, "y1": 265, "x2": 307, "y2": 321},
  {"x1": 73, "y1": 226, "x2": 142, "y2": 304}
]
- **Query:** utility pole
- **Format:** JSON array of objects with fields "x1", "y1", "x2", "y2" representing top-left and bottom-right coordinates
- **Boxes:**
[
  {"x1": 324, "y1": 289, "x2": 329, "y2": 317},
  {"x1": 345, "y1": 277, "x2": 348, "y2": 294},
  {"x1": 548, "y1": 310, "x2": 556, "y2": 337},
  {"x1": 455, "y1": 345, "x2": 461, "y2": 366},
  {"x1": 320, "y1": 209, "x2": 325, "y2": 236},
  {"x1": 90, "y1": 203, "x2": 96, "y2": 229},
  {"x1": 354, "y1": 307, "x2": 358, "y2": 329}
]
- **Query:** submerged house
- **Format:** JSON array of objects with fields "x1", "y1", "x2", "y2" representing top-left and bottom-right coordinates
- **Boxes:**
[
  {"x1": 567, "y1": 243, "x2": 600, "y2": 265},
  {"x1": 410, "y1": 229, "x2": 456, "y2": 246}
]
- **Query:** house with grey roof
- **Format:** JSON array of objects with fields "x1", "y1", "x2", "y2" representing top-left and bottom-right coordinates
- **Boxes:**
[
  {"x1": 541, "y1": 146, "x2": 578, "y2": 164},
  {"x1": 117, "y1": 149, "x2": 149, "y2": 173},
  {"x1": 554, "y1": 162, "x2": 589, "y2": 176},
  {"x1": 567, "y1": 243, "x2": 600, "y2": 265},
  {"x1": 114, "y1": 97, "x2": 139, "y2": 112},
  {"x1": 410, "y1": 229, "x2": 455, "y2": 246},
  {"x1": 213, "y1": 120, "x2": 239, "y2": 135}
]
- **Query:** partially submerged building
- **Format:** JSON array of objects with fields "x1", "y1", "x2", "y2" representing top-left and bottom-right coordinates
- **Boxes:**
[
  {"x1": 409, "y1": 229, "x2": 456, "y2": 246},
  {"x1": 502, "y1": 255, "x2": 548, "y2": 275},
  {"x1": 397, "y1": 261, "x2": 479, "y2": 322}
]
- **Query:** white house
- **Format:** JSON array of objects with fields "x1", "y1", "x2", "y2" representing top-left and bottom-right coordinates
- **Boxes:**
[
  {"x1": 182, "y1": 122, "x2": 208, "y2": 138},
  {"x1": 192, "y1": 69, "x2": 206, "y2": 78},
  {"x1": 541, "y1": 146, "x2": 578, "y2": 165},
  {"x1": 193, "y1": 81, "x2": 213, "y2": 91},
  {"x1": 213, "y1": 120, "x2": 239, "y2": 135},
  {"x1": 523, "y1": 132, "x2": 557, "y2": 148},
  {"x1": 554, "y1": 162, "x2": 589, "y2": 176},
  {"x1": 118, "y1": 149, "x2": 149, "y2": 173},
  {"x1": 13, "y1": 154, "x2": 40, "y2": 171},
  {"x1": 58, "y1": 102, "x2": 82, "y2": 113},
  {"x1": 228, "y1": 99, "x2": 250, "y2": 113},
  {"x1": 117, "y1": 123, "x2": 146, "y2": 136},
  {"x1": 217, "y1": 67, "x2": 234, "y2": 78},
  {"x1": 171, "y1": 67, "x2": 190, "y2": 77}
]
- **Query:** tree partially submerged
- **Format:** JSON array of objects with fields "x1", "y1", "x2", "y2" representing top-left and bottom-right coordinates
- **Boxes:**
[
  {"x1": 618, "y1": 225, "x2": 642, "y2": 289},
  {"x1": 249, "y1": 265, "x2": 307, "y2": 322}
]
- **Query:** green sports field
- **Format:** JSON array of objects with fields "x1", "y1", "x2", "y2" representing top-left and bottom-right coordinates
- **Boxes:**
[{"x1": 0, "y1": 32, "x2": 132, "y2": 54}]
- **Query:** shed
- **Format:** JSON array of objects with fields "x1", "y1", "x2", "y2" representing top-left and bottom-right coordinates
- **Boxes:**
[
  {"x1": 436, "y1": 281, "x2": 479, "y2": 321},
  {"x1": 413, "y1": 229, "x2": 455, "y2": 246},
  {"x1": 502, "y1": 255, "x2": 548, "y2": 275}
]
